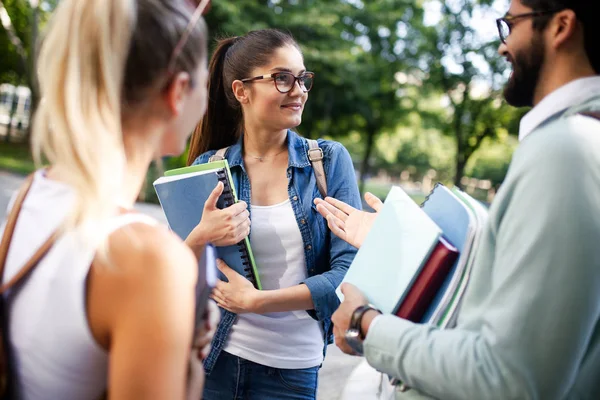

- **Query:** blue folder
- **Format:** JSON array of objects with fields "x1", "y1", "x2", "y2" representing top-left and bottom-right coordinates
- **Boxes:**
[{"x1": 420, "y1": 184, "x2": 475, "y2": 323}]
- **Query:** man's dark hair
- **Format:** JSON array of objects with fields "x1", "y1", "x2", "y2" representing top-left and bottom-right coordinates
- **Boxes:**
[{"x1": 521, "y1": 0, "x2": 599, "y2": 73}]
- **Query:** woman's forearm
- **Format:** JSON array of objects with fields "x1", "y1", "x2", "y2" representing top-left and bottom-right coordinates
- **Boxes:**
[{"x1": 252, "y1": 283, "x2": 314, "y2": 314}]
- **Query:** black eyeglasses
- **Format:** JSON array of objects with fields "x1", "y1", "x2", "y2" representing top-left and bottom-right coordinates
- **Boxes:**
[
  {"x1": 241, "y1": 71, "x2": 315, "y2": 94},
  {"x1": 167, "y1": 0, "x2": 211, "y2": 75},
  {"x1": 496, "y1": 10, "x2": 560, "y2": 44}
]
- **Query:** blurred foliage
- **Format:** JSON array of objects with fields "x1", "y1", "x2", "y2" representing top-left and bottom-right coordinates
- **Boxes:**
[
  {"x1": 0, "y1": 0, "x2": 56, "y2": 99},
  {"x1": 0, "y1": 0, "x2": 525, "y2": 202},
  {"x1": 465, "y1": 134, "x2": 518, "y2": 189}
]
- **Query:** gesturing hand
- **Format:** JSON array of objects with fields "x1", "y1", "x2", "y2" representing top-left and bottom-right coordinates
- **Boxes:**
[
  {"x1": 314, "y1": 192, "x2": 383, "y2": 249},
  {"x1": 186, "y1": 181, "x2": 251, "y2": 250}
]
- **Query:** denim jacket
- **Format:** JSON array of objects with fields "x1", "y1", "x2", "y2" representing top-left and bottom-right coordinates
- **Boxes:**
[{"x1": 193, "y1": 130, "x2": 361, "y2": 373}]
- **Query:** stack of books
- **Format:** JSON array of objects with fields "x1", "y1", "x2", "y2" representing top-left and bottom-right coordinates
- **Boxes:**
[
  {"x1": 153, "y1": 161, "x2": 262, "y2": 290},
  {"x1": 338, "y1": 184, "x2": 488, "y2": 327}
]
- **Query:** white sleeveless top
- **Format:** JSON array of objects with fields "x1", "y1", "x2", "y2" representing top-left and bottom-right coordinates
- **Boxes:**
[
  {"x1": 0, "y1": 170, "x2": 157, "y2": 400},
  {"x1": 223, "y1": 199, "x2": 324, "y2": 369}
]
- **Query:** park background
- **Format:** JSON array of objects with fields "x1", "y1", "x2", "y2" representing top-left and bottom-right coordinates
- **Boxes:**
[
  {"x1": 0, "y1": 0, "x2": 526, "y2": 205},
  {"x1": 0, "y1": 1, "x2": 531, "y2": 398}
]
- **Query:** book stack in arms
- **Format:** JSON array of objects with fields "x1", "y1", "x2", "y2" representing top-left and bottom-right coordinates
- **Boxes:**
[
  {"x1": 420, "y1": 183, "x2": 488, "y2": 327},
  {"x1": 153, "y1": 160, "x2": 262, "y2": 290},
  {"x1": 337, "y1": 186, "x2": 458, "y2": 320},
  {"x1": 338, "y1": 184, "x2": 488, "y2": 328}
]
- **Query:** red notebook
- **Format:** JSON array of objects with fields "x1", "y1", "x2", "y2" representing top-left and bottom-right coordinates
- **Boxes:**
[{"x1": 395, "y1": 237, "x2": 458, "y2": 322}]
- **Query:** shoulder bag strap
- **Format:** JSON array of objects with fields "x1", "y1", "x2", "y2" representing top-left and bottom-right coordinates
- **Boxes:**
[
  {"x1": 0, "y1": 173, "x2": 59, "y2": 295},
  {"x1": 307, "y1": 139, "x2": 327, "y2": 198}
]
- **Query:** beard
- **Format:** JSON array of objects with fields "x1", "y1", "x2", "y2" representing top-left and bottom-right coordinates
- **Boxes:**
[{"x1": 503, "y1": 35, "x2": 545, "y2": 108}]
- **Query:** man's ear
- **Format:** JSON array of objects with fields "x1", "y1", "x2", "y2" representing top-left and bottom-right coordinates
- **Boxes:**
[
  {"x1": 232, "y1": 80, "x2": 249, "y2": 104},
  {"x1": 549, "y1": 9, "x2": 579, "y2": 50},
  {"x1": 165, "y1": 71, "x2": 191, "y2": 116}
]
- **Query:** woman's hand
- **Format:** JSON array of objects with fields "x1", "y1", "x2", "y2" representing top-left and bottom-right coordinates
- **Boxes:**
[
  {"x1": 186, "y1": 300, "x2": 220, "y2": 400},
  {"x1": 185, "y1": 181, "x2": 251, "y2": 253},
  {"x1": 210, "y1": 259, "x2": 261, "y2": 314},
  {"x1": 314, "y1": 192, "x2": 383, "y2": 249}
]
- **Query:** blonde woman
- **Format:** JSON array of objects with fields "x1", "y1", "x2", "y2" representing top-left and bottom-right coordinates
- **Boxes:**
[{"x1": 0, "y1": 0, "x2": 215, "y2": 399}]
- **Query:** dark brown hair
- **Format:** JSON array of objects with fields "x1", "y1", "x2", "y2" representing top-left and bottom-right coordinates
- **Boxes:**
[
  {"x1": 123, "y1": 0, "x2": 208, "y2": 112},
  {"x1": 187, "y1": 29, "x2": 300, "y2": 165},
  {"x1": 521, "y1": 0, "x2": 599, "y2": 73}
]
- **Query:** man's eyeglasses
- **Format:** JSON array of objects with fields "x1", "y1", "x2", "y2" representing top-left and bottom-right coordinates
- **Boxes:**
[
  {"x1": 496, "y1": 10, "x2": 559, "y2": 44},
  {"x1": 241, "y1": 71, "x2": 315, "y2": 94},
  {"x1": 167, "y1": 0, "x2": 211, "y2": 75}
]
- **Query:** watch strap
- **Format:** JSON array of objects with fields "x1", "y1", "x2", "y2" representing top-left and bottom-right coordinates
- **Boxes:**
[{"x1": 350, "y1": 304, "x2": 381, "y2": 339}]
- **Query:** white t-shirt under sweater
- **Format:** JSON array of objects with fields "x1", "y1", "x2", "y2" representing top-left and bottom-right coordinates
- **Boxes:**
[
  {"x1": 0, "y1": 170, "x2": 157, "y2": 400},
  {"x1": 223, "y1": 199, "x2": 324, "y2": 369}
]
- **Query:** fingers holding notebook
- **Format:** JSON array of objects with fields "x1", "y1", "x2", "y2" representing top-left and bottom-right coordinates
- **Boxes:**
[
  {"x1": 211, "y1": 259, "x2": 258, "y2": 314},
  {"x1": 187, "y1": 191, "x2": 251, "y2": 248}
]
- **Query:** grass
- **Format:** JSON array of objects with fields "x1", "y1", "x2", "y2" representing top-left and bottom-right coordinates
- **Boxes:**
[
  {"x1": 0, "y1": 141, "x2": 35, "y2": 175},
  {"x1": 0, "y1": 143, "x2": 430, "y2": 207},
  {"x1": 363, "y1": 180, "x2": 426, "y2": 205}
]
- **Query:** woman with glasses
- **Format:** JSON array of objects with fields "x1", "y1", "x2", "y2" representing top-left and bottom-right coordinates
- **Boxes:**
[
  {"x1": 185, "y1": 29, "x2": 361, "y2": 399},
  {"x1": 0, "y1": 0, "x2": 217, "y2": 399}
]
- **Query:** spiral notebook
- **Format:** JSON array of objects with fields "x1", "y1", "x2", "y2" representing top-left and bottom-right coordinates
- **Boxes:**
[{"x1": 153, "y1": 161, "x2": 262, "y2": 290}]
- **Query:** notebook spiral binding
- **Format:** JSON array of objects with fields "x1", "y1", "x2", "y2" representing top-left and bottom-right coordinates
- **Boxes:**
[
  {"x1": 419, "y1": 182, "x2": 444, "y2": 209},
  {"x1": 216, "y1": 170, "x2": 259, "y2": 289}
]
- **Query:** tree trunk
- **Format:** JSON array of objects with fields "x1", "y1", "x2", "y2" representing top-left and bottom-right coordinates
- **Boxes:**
[
  {"x1": 454, "y1": 147, "x2": 467, "y2": 189},
  {"x1": 26, "y1": 2, "x2": 40, "y2": 141},
  {"x1": 5, "y1": 97, "x2": 16, "y2": 143},
  {"x1": 359, "y1": 126, "x2": 376, "y2": 195}
]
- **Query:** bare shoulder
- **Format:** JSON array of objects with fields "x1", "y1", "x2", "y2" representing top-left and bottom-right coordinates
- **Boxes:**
[
  {"x1": 87, "y1": 222, "x2": 198, "y2": 398},
  {"x1": 99, "y1": 221, "x2": 197, "y2": 283},
  {"x1": 86, "y1": 221, "x2": 198, "y2": 349}
]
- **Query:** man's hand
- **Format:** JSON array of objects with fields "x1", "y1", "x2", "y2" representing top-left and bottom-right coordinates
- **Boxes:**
[
  {"x1": 332, "y1": 283, "x2": 369, "y2": 355},
  {"x1": 314, "y1": 192, "x2": 382, "y2": 249}
]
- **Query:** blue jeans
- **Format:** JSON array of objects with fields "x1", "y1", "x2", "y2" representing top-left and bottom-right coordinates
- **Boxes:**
[{"x1": 203, "y1": 351, "x2": 319, "y2": 400}]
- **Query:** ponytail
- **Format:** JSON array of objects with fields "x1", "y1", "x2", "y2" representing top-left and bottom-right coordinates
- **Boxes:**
[
  {"x1": 32, "y1": 0, "x2": 135, "y2": 238},
  {"x1": 187, "y1": 37, "x2": 242, "y2": 165},
  {"x1": 186, "y1": 29, "x2": 301, "y2": 165}
]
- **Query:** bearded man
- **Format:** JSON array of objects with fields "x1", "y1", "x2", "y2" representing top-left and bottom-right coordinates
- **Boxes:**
[{"x1": 315, "y1": 1, "x2": 600, "y2": 398}]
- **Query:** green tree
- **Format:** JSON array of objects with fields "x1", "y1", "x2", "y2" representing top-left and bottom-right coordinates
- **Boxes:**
[
  {"x1": 404, "y1": 0, "x2": 522, "y2": 187},
  {"x1": 203, "y1": 0, "x2": 419, "y2": 193},
  {"x1": 0, "y1": 0, "x2": 57, "y2": 134}
]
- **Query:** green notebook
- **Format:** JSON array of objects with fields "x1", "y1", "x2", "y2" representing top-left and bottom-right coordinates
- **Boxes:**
[{"x1": 154, "y1": 160, "x2": 262, "y2": 290}]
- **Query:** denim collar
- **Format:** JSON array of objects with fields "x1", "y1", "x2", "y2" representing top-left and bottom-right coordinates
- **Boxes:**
[{"x1": 226, "y1": 130, "x2": 312, "y2": 169}]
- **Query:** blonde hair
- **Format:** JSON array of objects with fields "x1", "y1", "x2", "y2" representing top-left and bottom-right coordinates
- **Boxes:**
[
  {"x1": 31, "y1": 0, "x2": 207, "y2": 242},
  {"x1": 32, "y1": 0, "x2": 134, "y2": 238}
]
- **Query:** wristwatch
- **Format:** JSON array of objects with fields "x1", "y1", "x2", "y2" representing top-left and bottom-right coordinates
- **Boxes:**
[{"x1": 344, "y1": 304, "x2": 381, "y2": 356}]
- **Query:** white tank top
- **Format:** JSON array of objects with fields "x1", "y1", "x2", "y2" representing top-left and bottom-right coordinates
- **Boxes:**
[
  {"x1": 0, "y1": 170, "x2": 157, "y2": 400},
  {"x1": 223, "y1": 199, "x2": 324, "y2": 369}
]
